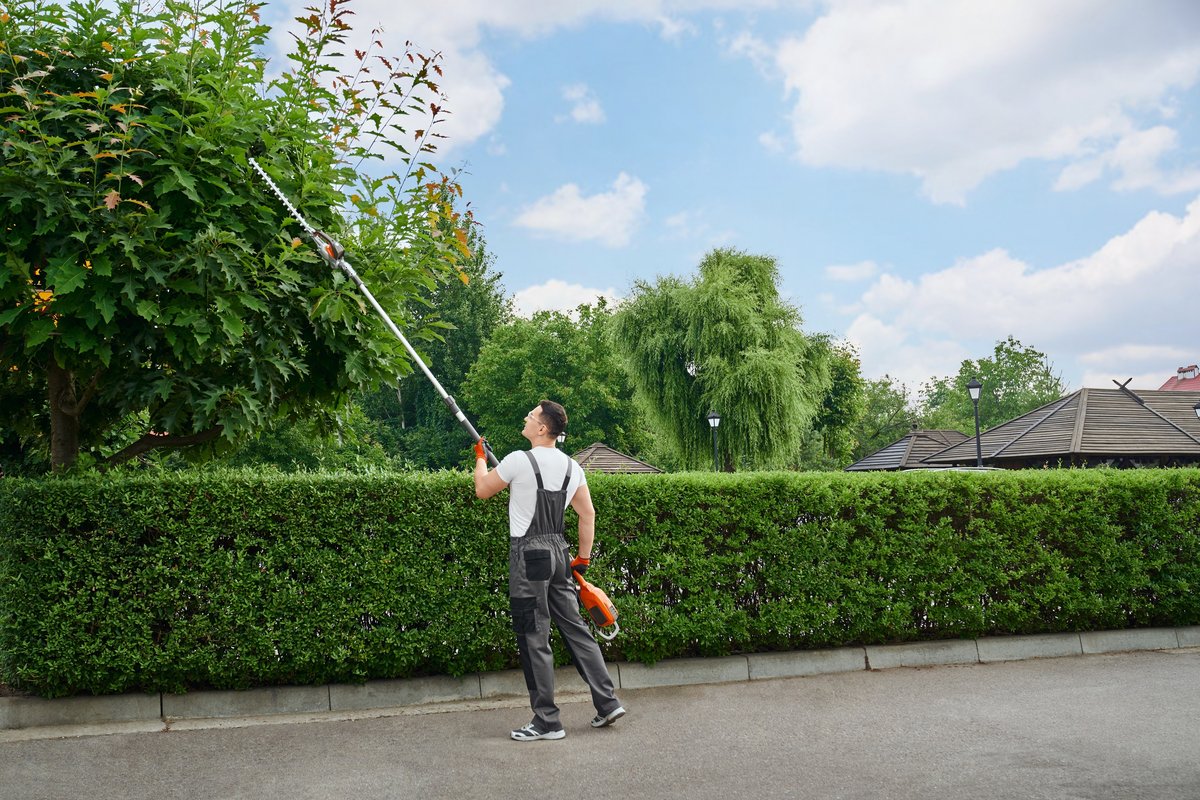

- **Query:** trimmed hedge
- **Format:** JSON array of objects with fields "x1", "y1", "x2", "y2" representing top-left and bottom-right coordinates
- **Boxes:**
[{"x1": 2, "y1": 468, "x2": 1198, "y2": 698}]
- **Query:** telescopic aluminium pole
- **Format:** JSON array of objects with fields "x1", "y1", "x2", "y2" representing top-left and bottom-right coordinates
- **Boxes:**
[{"x1": 248, "y1": 157, "x2": 498, "y2": 467}]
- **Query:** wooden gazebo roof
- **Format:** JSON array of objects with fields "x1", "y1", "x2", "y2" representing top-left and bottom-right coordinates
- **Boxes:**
[
  {"x1": 572, "y1": 443, "x2": 662, "y2": 474},
  {"x1": 921, "y1": 387, "x2": 1200, "y2": 468},
  {"x1": 845, "y1": 429, "x2": 970, "y2": 472}
]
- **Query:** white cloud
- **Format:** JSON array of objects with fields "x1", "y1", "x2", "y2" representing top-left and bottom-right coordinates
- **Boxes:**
[
  {"x1": 514, "y1": 173, "x2": 648, "y2": 247},
  {"x1": 513, "y1": 280, "x2": 621, "y2": 317},
  {"x1": 842, "y1": 195, "x2": 1200, "y2": 391},
  {"x1": 559, "y1": 84, "x2": 606, "y2": 124},
  {"x1": 767, "y1": 0, "x2": 1200, "y2": 203},
  {"x1": 825, "y1": 260, "x2": 879, "y2": 282},
  {"x1": 269, "y1": 0, "x2": 777, "y2": 155}
]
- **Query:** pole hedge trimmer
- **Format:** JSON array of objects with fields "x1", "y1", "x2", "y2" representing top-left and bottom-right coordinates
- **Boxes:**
[{"x1": 249, "y1": 157, "x2": 497, "y2": 467}]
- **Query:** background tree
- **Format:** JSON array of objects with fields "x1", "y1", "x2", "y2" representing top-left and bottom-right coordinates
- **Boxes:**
[
  {"x1": 612, "y1": 248, "x2": 830, "y2": 471},
  {"x1": 357, "y1": 226, "x2": 512, "y2": 469},
  {"x1": 920, "y1": 336, "x2": 1066, "y2": 433},
  {"x1": 804, "y1": 339, "x2": 867, "y2": 467},
  {"x1": 0, "y1": 0, "x2": 472, "y2": 471},
  {"x1": 849, "y1": 375, "x2": 920, "y2": 461},
  {"x1": 459, "y1": 301, "x2": 648, "y2": 462}
]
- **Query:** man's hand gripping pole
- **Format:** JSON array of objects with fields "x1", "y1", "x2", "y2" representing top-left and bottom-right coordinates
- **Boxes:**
[{"x1": 249, "y1": 157, "x2": 498, "y2": 467}]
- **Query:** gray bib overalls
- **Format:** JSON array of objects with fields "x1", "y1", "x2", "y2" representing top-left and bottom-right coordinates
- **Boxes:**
[{"x1": 508, "y1": 450, "x2": 620, "y2": 731}]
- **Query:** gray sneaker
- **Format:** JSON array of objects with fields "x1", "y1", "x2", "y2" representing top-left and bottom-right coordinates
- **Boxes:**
[
  {"x1": 511, "y1": 722, "x2": 566, "y2": 742},
  {"x1": 590, "y1": 706, "x2": 626, "y2": 728}
]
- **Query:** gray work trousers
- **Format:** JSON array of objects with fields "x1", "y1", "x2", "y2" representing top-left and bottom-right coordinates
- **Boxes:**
[{"x1": 509, "y1": 532, "x2": 621, "y2": 731}]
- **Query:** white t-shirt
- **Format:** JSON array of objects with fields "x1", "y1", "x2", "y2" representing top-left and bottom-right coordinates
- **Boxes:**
[{"x1": 495, "y1": 446, "x2": 587, "y2": 538}]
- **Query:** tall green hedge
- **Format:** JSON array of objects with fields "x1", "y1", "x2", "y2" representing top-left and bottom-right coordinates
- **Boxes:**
[{"x1": 2, "y1": 469, "x2": 1198, "y2": 698}]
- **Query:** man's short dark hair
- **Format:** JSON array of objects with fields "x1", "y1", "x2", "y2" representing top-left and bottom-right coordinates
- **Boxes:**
[{"x1": 538, "y1": 400, "x2": 567, "y2": 437}]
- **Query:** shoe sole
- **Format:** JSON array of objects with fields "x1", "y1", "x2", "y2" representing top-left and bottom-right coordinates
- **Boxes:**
[
  {"x1": 591, "y1": 707, "x2": 626, "y2": 728},
  {"x1": 511, "y1": 729, "x2": 566, "y2": 741}
]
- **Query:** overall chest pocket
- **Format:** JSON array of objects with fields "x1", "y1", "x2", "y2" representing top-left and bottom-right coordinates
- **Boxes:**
[{"x1": 523, "y1": 548, "x2": 552, "y2": 581}]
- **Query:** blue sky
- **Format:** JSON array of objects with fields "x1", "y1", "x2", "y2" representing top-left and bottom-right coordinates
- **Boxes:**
[{"x1": 263, "y1": 0, "x2": 1200, "y2": 396}]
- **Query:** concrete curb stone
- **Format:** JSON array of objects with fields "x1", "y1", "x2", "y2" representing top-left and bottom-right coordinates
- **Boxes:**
[
  {"x1": 976, "y1": 632, "x2": 1083, "y2": 663},
  {"x1": 747, "y1": 648, "x2": 866, "y2": 680},
  {"x1": 480, "y1": 666, "x2": 591, "y2": 699},
  {"x1": 617, "y1": 656, "x2": 749, "y2": 689},
  {"x1": 1174, "y1": 626, "x2": 1200, "y2": 647},
  {"x1": 330, "y1": 675, "x2": 480, "y2": 712},
  {"x1": 865, "y1": 639, "x2": 979, "y2": 670},
  {"x1": 0, "y1": 692, "x2": 160, "y2": 730},
  {"x1": 163, "y1": 685, "x2": 329, "y2": 721},
  {"x1": 1078, "y1": 627, "x2": 1180, "y2": 655}
]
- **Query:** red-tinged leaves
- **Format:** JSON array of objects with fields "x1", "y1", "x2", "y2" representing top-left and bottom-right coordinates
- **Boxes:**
[{"x1": 103, "y1": 190, "x2": 120, "y2": 210}]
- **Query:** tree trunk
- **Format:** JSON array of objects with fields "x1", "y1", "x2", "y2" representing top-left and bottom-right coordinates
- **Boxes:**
[{"x1": 47, "y1": 357, "x2": 80, "y2": 471}]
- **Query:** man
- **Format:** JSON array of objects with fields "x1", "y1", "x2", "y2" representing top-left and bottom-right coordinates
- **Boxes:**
[{"x1": 473, "y1": 400, "x2": 626, "y2": 741}]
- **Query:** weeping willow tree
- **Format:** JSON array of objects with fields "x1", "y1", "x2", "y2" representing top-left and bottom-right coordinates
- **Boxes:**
[{"x1": 612, "y1": 248, "x2": 830, "y2": 470}]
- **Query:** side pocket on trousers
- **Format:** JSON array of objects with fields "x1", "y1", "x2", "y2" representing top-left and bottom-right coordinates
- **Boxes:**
[
  {"x1": 524, "y1": 549, "x2": 552, "y2": 581},
  {"x1": 510, "y1": 596, "x2": 538, "y2": 634}
]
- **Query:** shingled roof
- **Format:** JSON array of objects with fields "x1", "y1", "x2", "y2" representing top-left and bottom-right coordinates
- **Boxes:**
[
  {"x1": 572, "y1": 442, "x2": 662, "y2": 474},
  {"x1": 921, "y1": 387, "x2": 1200, "y2": 468},
  {"x1": 845, "y1": 429, "x2": 971, "y2": 471}
]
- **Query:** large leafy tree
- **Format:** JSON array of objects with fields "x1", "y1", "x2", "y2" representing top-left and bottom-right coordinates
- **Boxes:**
[
  {"x1": 849, "y1": 374, "x2": 920, "y2": 461},
  {"x1": 920, "y1": 336, "x2": 1066, "y2": 433},
  {"x1": 612, "y1": 248, "x2": 830, "y2": 471},
  {"x1": 358, "y1": 226, "x2": 512, "y2": 469},
  {"x1": 459, "y1": 301, "x2": 648, "y2": 463},
  {"x1": 0, "y1": 0, "x2": 472, "y2": 471},
  {"x1": 806, "y1": 338, "x2": 867, "y2": 466}
]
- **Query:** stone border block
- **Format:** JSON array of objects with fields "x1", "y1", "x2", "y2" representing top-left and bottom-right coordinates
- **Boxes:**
[
  {"x1": 747, "y1": 648, "x2": 866, "y2": 680},
  {"x1": 1079, "y1": 628, "x2": 1180, "y2": 654},
  {"x1": 0, "y1": 693, "x2": 161, "y2": 730},
  {"x1": 163, "y1": 685, "x2": 328, "y2": 720},
  {"x1": 616, "y1": 657, "x2": 749, "y2": 689},
  {"x1": 865, "y1": 639, "x2": 979, "y2": 671},
  {"x1": 1175, "y1": 626, "x2": 1200, "y2": 647},
  {"x1": 977, "y1": 633, "x2": 1082, "y2": 663},
  {"x1": 330, "y1": 675, "x2": 480, "y2": 712},
  {"x1": 479, "y1": 666, "x2": 591, "y2": 699}
]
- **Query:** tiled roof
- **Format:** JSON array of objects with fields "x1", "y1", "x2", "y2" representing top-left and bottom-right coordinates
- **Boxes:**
[
  {"x1": 844, "y1": 429, "x2": 970, "y2": 471},
  {"x1": 921, "y1": 388, "x2": 1200, "y2": 466},
  {"x1": 572, "y1": 442, "x2": 662, "y2": 474},
  {"x1": 1159, "y1": 364, "x2": 1200, "y2": 391}
]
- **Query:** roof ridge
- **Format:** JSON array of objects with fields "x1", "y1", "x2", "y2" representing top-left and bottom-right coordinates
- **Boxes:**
[{"x1": 1140, "y1": 396, "x2": 1200, "y2": 447}]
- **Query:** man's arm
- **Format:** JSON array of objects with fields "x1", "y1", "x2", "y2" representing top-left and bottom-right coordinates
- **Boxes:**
[
  {"x1": 474, "y1": 457, "x2": 508, "y2": 499},
  {"x1": 570, "y1": 482, "x2": 596, "y2": 558}
]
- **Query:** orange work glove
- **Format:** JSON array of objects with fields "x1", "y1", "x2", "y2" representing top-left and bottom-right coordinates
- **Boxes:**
[
  {"x1": 473, "y1": 438, "x2": 488, "y2": 462},
  {"x1": 570, "y1": 556, "x2": 590, "y2": 579}
]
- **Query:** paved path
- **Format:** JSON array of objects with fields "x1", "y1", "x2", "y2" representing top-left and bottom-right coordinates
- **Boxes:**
[{"x1": 3, "y1": 648, "x2": 1198, "y2": 800}]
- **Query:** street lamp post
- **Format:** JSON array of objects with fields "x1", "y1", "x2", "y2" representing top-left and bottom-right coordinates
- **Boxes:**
[
  {"x1": 706, "y1": 411, "x2": 721, "y2": 472},
  {"x1": 967, "y1": 378, "x2": 983, "y2": 467}
]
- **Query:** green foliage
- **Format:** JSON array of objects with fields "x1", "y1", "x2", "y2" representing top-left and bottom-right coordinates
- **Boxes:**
[
  {"x1": 0, "y1": 0, "x2": 473, "y2": 470},
  {"x1": 612, "y1": 248, "x2": 830, "y2": 470},
  {"x1": 806, "y1": 339, "x2": 867, "y2": 467},
  {"x1": 460, "y1": 300, "x2": 648, "y2": 462},
  {"x1": 357, "y1": 227, "x2": 512, "y2": 469},
  {"x1": 850, "y1": 374, "x2": 920, "y2": 461},
  {"x1": 921, "y1": 336, "x2": 1066, "y2": 433},
  {"x1": 3, "y1": 468, "x2": 1198, "y2": 698}
]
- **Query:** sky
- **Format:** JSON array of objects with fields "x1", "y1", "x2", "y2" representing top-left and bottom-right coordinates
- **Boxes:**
[{"x1": 262, "y1": 0, "x2": 1200, "y2": 396}]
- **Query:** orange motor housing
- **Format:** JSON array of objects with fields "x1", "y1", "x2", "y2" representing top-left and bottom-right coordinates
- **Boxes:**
[{"x1": 573, "y1": 572, "x2": 620, "y2": 640}]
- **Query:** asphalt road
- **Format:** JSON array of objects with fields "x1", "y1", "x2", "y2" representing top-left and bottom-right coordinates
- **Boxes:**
[{"x1": 4, "y1": 648, "x2": 1198, "y2": 800}]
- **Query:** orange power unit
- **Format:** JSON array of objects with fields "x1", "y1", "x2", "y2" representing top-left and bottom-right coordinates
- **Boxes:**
[{"x1": 573, "y1": 573, "x2": 620, "y2": 641}]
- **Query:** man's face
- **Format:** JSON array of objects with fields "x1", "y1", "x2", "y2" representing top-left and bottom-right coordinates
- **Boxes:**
[{"x1": 522, "y1": 406, "x2": 547, "y2": 442}]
